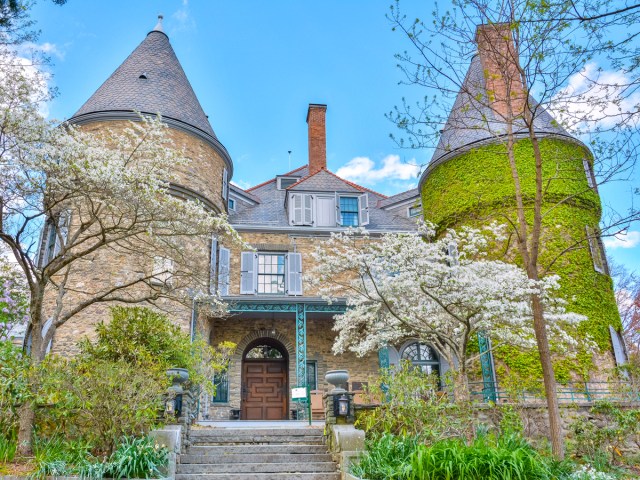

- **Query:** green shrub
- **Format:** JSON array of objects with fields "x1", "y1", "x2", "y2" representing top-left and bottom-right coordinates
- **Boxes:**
[
  {"x1": 350, "y1": 433, "x2": 417, "y2": 480},
  {"x1": 0, "y1": 340, "x2": 32, "y2": 434},
  {"x1": 37, "y1": 357, "x2": 166, "y2": 455},
  {"x1": 102, "y1": 435, "x2": 169, "y2": 479},
  {"x1": 0, "y1": 431, "x2": 17, "y2": 463},
  {"x1": 80, "y1": 306, "x2": 235, "y2": 395},
  {"x1": 355, "y1": 362, "x2": 474, "y2": 441},
  {"x1": 408, "y1": 433, "x2": 565, "y2": 480}
]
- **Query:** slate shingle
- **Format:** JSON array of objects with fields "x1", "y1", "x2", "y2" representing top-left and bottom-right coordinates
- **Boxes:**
[{"x1": 71, "y1": 30, "x2": 216, "y2": 138}]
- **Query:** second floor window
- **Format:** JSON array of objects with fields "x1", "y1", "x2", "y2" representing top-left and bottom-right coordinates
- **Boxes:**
[
  {"x1": 257, "y1": 253, "x2": 286, "y2": 294},
  {"x1": 340, "y1": 197, "x2": 359, "y2": 227}
]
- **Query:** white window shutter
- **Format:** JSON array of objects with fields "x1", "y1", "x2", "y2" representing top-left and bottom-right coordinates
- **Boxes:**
[
  {"x1": 222, "y1": 168, "x2": 229, "y2": 201},
  {"x1": 335, "y1": 192, "x2": 342, "y2": 225},
  {"x1": 609, "y1": 325, "x2": 628, "y2": 366},
  {"x1": 586, "y1": 226, "x2": 605, "y2": 274},
  {"x1": 303, "y1": 194, "x2": 314, "y2": 225},
  {"x1": 240, "y1": 252, "x2": 256, "y2": 294},
  {"x1": 583, "y1": 159, "x2": 596, "y2": 189},
  {"x1": 209, "y1": 236, "x2": 218, "y2": 295},
  {"x1": 290, "y1": 194, "x2": 303, "y2": 225},
  {"x1": 358, "y1": 194, "x2": 370, "y2": 226},
  {"x1": 218, "y1": 247, "x2": 230, "y2": 296},
  {"x1": 287, "y1": 252, "x2": 303, "y2": 295}
]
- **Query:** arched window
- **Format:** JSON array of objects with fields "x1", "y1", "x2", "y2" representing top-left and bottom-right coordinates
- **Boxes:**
[
  {"x1": 401, "y1": 342, "x2": 440, "y2": 376},
  {"x1": 245, "y1": 344, "x2": 285, "y2": 359}
]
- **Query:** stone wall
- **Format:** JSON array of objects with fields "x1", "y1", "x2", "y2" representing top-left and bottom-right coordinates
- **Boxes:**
[{"x1": 50, "y1": 119, "x2": 227, "y2": 356}]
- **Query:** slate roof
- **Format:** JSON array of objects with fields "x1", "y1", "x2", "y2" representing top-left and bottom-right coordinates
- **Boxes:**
[
  {"x1": 428, "y1": 55, "x2": 573, "y2": 170},
  {"x1": 378, "y1": 188, "x2": 420, "y2": 209},
  {"x1": 71, "y1": 26, "x2": 216, "y2": 139},
  {"x1": 231, "y1": 165, "x2": 416, "y2": 231},
  {"x1": 287, "y1": 169, "x2": 364, "y2": 194}
]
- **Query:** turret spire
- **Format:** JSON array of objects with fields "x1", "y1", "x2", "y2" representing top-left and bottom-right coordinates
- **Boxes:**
[{"x1": 152, "y1": 15, "x2": 164, "y2": 34}]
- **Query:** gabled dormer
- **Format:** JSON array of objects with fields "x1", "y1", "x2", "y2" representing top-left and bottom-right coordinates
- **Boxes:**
[{"x1": 285, "y1": 169, "x2": 370, "y2": 227}]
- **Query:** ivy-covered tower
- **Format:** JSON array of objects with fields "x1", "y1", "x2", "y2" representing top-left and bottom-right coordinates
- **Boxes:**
[{"x1": 419, "y1": 24, "x2": 624, "y2": 383}]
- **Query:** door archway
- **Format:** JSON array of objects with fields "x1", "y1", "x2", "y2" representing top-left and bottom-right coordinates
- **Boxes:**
[{"x1": 241, "y1": 338, "x2": 289, "y2": 420}]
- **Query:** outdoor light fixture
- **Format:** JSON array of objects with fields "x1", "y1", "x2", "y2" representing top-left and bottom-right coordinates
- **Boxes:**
[{"x1": 334, "y1": 393, "x2": 350, "y2": 417}]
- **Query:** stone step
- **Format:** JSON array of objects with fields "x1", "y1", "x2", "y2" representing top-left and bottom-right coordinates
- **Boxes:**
[
  {"x1": 190, "y1": 434, "x2": 325, "y2": 445},
  {"x1": 180, "y1": 453, "x2": 333, "y2": 464},
  {"x1": 187, "y1": 444, "x2": 328, "y2": 455},
  {"x1": 176, "y1": 462, "x2": 338, "y2": 474},
  {"x1": 175, "y1": 474, "x2": 340, "y2": 480},
  {"x1": 189, "y1": 427, "x2": 324, "y2": 437}
]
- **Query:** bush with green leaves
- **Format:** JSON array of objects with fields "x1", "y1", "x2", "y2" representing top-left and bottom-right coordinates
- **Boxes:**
[
  {"x1": 36, "y1": 356, "x2": 166, "y2": 455},
  {"x1": 568, "y1": 401, "x2": 640, "y2": 466},
  {"x1": 355, "y1": 361, "x2": 474, "y2": 441},
  {"x1": 0, "y1": 340, "x2": 31, "y2": 435},
  {"x1": 80, "y1": 306, "x2": 235, "y2": 394},
  {"x1": 29, "y1": 434, "x2": 168, "y2": 479},
  {"x1": 351, "y1": 432, "x2": 573, "y2": 480}
]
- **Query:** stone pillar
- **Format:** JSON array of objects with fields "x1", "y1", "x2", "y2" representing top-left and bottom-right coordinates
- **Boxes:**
[{"x1": 324, "y1": 392, "x2": 356, "y2": 425}]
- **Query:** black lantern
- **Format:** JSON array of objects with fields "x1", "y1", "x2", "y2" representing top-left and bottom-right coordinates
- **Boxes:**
[{"x1": 334, "y1": 393, "x2": 350, "y2": 417}]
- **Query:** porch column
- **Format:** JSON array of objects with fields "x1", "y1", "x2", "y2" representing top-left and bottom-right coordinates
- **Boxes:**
[
  {"x1": 295, "y1": 303, "x2": 307, "y2": 390},
  {"x1": 478, "y1": 331, "x2": 497, "y2": 402},
  {"x1": 378, "y1": 346, "x2": 390, "y2": 369}
]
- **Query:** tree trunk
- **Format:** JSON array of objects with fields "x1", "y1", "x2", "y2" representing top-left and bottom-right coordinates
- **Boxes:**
[
  {"x1": 16, "y1": 402, "x2": 35, "y2": 457},
  {"x1": 451, "y1": 369, "x2": 470, "y2": 403},
  {"x1": 530, "y1": 291, "x2": 565, "y2": 459},
  {"x1": 16, "y1": 296, "x2": 45, "y2": 456}
]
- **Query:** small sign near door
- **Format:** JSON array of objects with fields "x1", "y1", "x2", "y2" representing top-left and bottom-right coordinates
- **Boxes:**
[{"x1": 291, "y1": 387, "x2": 307, "y2": 399}]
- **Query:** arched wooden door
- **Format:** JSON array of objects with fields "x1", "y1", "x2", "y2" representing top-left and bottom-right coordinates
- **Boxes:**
[{"x1": 241, "y1": 339, "x2": 289, "y2": 420}]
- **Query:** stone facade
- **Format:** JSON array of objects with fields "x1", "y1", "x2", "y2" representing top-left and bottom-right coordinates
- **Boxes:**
[
  {"x1": 50, "y1": 120, "x2": 227, "y2": 355},
  {"x1": 203, "y1": 316, "x2": 378, "y2": 420}
]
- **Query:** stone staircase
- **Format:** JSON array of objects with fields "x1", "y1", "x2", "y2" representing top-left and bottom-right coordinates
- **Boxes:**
[{"x1": 175, "y1": 426, "x2": 340, "y2": 480}]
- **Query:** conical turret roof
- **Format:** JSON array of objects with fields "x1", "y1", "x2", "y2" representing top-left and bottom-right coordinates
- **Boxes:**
[
  {"x1": 71, "y1": 19, "x2": 216, "y2": 139},
  {"x1": 428, "y1": 54, "x2": 571, "y2": 171}
]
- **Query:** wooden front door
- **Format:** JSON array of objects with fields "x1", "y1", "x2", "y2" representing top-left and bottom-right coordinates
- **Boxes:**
[{"x1": 242, "y1": 360, "x2": 288, "y2": 420}]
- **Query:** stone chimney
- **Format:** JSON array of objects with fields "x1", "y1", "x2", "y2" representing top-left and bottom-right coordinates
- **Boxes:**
[
  {"x1": 307, "y1": 104, "x2": 327, "y2": 175},
  {"x1": 475, "y1": 23, "x2": 525, "y2": 118}
]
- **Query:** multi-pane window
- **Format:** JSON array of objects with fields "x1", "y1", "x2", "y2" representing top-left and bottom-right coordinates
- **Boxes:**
[
  {"x1": 257, "y1": 253, "x2": 286, "y2": 294},
  {"x1": 340, "y1": 197, "x2": 359, "y2": 227},
  {"x1": 408, "y1": 206, "x2": 422, "y2": 217},
  {"x1": 402, "y1": 342, "x2": 440, "y2": 377},
  {"x1": 306, "y1": 361, "x2": 317, "y2": 390},
  {"x1": 212, "y1": 371, "x2": 229, "y2": 403},
  {"x1": 44, "y1": 219, "x2": 58, "y2": 265},
  {"x1": 228, "y1": 198, "x2": 235, "y2": 210}
]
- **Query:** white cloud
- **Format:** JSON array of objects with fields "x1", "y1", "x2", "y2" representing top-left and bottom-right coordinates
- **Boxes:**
[
  {"x1": 172, "y1": 0, "x2": 196, "y2": 32},
  {"x1": 551, "y1": 62, "x2": 640, "y2": 130},
  {"x1": 603, "y1": 231, "x2": 640, "y2": 250},
  {"x1": 17, "y1": 42, "x2": 65, "y2": 60},
  {"x1": 335, "y1": 155, "x2": 421, "y2": 186},
  {"x1": 231, "y1": 180, "x2": 251, "y2": 190}
]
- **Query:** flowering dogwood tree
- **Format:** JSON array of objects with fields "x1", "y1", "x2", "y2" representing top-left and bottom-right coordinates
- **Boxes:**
[
  {"x1": 0, "y1": 45, "x2": 241, "y2": 452},
  {"x1": 310, "y1": 223, "x2": 586, "y2": 402}
]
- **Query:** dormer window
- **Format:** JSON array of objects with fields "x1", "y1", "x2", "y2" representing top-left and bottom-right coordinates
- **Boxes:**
[
  {"x1": 408, "y1": 206, "x2": 422, "y2": 218},
  {"x1": 277, "y1": 177, "x2": 299, "y2": 190},
  {"x1": 339, "y1": 197, "x2": 359, "y2": 227},
  {"x1": 288, "y1": 192, "x2": 369, "y2": 227}
]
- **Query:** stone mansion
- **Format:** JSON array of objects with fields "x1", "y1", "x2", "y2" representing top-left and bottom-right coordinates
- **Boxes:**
[{"x1": 45, "y1": 18, "x2": 625, "y2": 421}]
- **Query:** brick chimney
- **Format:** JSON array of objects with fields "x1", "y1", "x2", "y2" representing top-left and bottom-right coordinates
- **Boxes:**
[
  {"x1": 307, "y1": 104, "x2": 327, "y2": 175},
  {"x1": 475, "y1": 23, "x2": 525, "y2": 118}
]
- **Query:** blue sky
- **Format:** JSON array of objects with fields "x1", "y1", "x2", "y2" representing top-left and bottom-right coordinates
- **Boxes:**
[{"x1": 27, "y1": 0, "x2": 640, "y2": 272}]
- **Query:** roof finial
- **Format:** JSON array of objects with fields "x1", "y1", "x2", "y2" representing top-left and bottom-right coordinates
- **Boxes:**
[{"x1": 153, "y1": 14, "x2": 164, "y2": 33}]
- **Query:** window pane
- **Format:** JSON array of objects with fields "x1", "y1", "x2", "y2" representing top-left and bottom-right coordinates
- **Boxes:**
[
  {"x1": 306, "y1": 361, "x2": 317, "y2": 390},
  {"x1": 212, "y1": 371, "x2": 229, "y2": 403},
  {"x1": 340, "y1": 197, "x2": 359, "y2": 227},
  {"x1": 257, "y1": 253, "x2": 286, "y2": 294}
]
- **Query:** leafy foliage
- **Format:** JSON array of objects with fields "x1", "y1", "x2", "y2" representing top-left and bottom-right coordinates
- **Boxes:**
[
  {"x1": 356, "y1": 362, "x2": 475, "y2": 441},
  {"x1": 80, "y1": 306, "x2": 235, "y2": 395},
  {"x1": 0, "y1": 341, "x2": 31, "y2": 434},
  {"x1": 102, "y1": 435, "x2": 169, "y2": 480}
]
